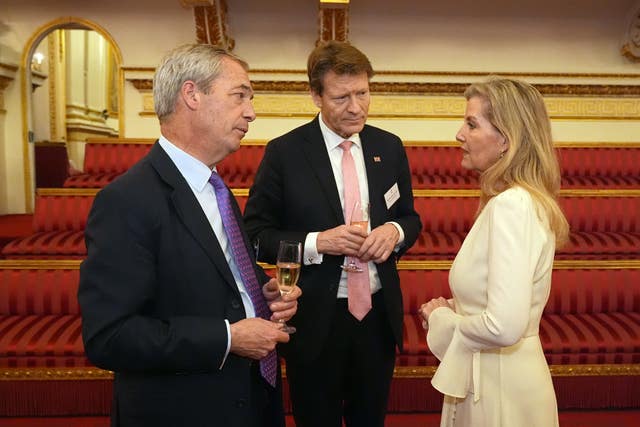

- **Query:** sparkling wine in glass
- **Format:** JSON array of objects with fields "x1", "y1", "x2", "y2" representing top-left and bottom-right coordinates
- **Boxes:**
[
  {"x1": 276, "y1": 240, "x2": 301, "y2": 334},
  {"x1": 341, "y1": 201, "x2": 369, "y2": 273}
]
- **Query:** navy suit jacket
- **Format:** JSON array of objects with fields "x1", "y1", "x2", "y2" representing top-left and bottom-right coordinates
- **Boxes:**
[
  {"x1": 79, "y1": 143, "x2": 283, "y2": 427},
  {"x1": 244, "y1": 117, "x2": 421, "y2": 363}
]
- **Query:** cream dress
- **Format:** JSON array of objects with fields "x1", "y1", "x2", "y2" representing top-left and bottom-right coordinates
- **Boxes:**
[{"x1": 427, "y1": 187, "x2": 559, "y2": 427}]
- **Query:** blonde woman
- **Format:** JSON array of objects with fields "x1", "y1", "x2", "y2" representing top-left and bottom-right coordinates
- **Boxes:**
[{"x1": 420, "y1": 77, "x2": 569, "y2": 426}]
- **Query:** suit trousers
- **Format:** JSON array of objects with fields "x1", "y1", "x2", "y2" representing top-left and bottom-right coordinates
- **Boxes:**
[
  {"x1": 251, "y1": 361, "x2": 286, "y2": 427},
  {"x1": 286, "y1": 291, "x2": 396, "y2": 427}
]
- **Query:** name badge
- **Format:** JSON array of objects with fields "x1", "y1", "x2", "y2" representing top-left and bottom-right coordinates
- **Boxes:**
[{"x1": 384, "y1": 183, "x2": 400, "y2": 209}]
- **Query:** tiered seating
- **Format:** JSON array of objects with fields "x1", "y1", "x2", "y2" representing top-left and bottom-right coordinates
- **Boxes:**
[
  {"x1": 61, "y1": 140, "x2": 640, "y2": 191},
  {"x1": 63, "y1": 138, "x2": 154, "y2": 188},
  {"x1": 394, "y1": 260, "x2": 640, "y2": 411},
  {"x1": 62, "y1": 139, "x2": 266, "y2": 189},
  {"x1": 1, "y1": 189, "x2": 95, "y2": 259},
  {"x1": 0, "y1": 189, "x2": 248, "y2": 260},
  {"x1": 407, "y1": 190, "x2": 640, "y2": 261},
  {"x1": 406, "y1": 142, "x2": 640, "y2": 189},
  {"x1": 0, "y1": 260, "x2": 112, "y2": 417},
  {"x1": 1, "y1": 138, "x2": 639, "y2": 417},
  {"x1": 558, "y1": 144, "x2": 640, "y2": 189},
  {"x1": 8, "y1": 189, "x2": 636, "y2": 263},
  {"x1": 0, "y1": 261, "x2": 86, "y2": 368},
  {"x1": 398, "y1": 262, "x2": 640, "y2": 367}
]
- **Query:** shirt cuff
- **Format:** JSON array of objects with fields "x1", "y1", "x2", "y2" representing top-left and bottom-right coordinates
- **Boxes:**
[
  {"x1": 304, "y1": 232, "x2": 323, "y2": 265},
  {"x1": 219, "y1": 319, "x2": 231, "y2": 370},
  {"x1": 386, "y1": 221, "x2": 405, "y2": 251}
]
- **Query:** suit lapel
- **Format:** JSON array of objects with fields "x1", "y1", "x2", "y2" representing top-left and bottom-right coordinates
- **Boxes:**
[
  {"x1": 147, "y1": 144, "x2": 240, "y2": 294},
  {"x1": 300, "y1": 118, "x2": 345, "y2": 224},
  {"x1": 360, "y1": 127, "x2": 387, "y2": 228}
]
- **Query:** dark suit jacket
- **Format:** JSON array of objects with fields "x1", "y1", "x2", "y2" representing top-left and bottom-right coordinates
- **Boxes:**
[
  {"x1": 244, "y1": 117, "x2": 421, "y2": 364},
  {"x1": 78, "y1": 143, "x2": 283, "y2": 427}
]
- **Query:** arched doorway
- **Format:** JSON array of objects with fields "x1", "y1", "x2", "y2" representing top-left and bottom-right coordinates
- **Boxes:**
[{"x1": 21, "y1": 17, "x2": 123, "y2": 211}]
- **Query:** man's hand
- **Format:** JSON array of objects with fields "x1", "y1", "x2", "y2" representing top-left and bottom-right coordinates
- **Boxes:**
[
  {"x1": 229, "y1": 318, "x2": 290, "y2": 360},
  {"x1": 357, "y1": 223, "x2": 399, "y2": 263},
  {"x1": 262, "y1": 278, "x2": 302, "y2": 322},
  {"x1": 317, "y1": 224, "x2": 367, "y2": 256}
]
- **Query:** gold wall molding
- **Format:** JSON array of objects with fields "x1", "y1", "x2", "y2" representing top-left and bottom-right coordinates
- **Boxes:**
[
  {"x1": 622, "y1": 4, "x2": 640, "y2": 62},
  {"x1": 37, "y1": 188, "x2": 99, "y2": 196},
  {"x1": 193, "y1": 0, "x2": 234, "y2": 49},
  {"x1": 122, "y1": 77, "x2": 640, "y2": 119},
  {"x1": 126, "y1": 78, "x2": 155, "y2": 116},
  {"x1": 1, "y1": 258, "x2": 637, "y2": 271},
  {"x1": 1, "y1": 367, "x2": 113, "y2": 381},
  {"x1": 128, "y1": 79, "x2": 153, "y2": 91},
  {"x1": 318, "y1": 0, "x2": 349, "y2": 44},
  {"x1": 0, "y1": 63, "x2": 17, "y2": 112},
  {"x1": 252, "y1": 80, "x2": 640, "y2": 97},
  {"x1": 393, "y1": 364, "x2": 640, "y2": 379},
  {"x1": 0, "y1": 259, "x2": 82, "y2": 269},
  {"x1": 121, "y1": 67, "x2": 155, "y2": 73},
  {"x1": 0, "y1": 75, "x2": 13, "y2": 112},
  {"x1": 250, "y1": 69, "x2": 640, "y2": 79},
  {"x1": 396, "y1": 259, "x2": 640, "y2": 270},
  {"x1": 252, "y1": 92, "x2": 640, "y2": 120},
  {"x1": 2, "y1": 363, "x2": 637, "y2": 381}
]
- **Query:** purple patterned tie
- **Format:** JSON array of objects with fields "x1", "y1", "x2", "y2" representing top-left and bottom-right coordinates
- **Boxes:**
[{"x1": 209, "y1": 171, "x2": 277, "y2": 387}]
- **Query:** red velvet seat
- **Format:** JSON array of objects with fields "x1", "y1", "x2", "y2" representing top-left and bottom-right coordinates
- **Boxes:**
[
  {"x1": 396, "y1": 266, "x2": 640, "y2": 367},
  {"x1": 406, "y1": 193, "x2": 640, "y2": 261},
  {"x1": 63, "y1": 172, "x2": 123, "y2": 188},
  {"x1": 63, "y1": 141, "x2": 153, "y2": 188},
  {"x1": 1, "y1": 191, "x2": 94, "y2": 259},
  {"x1": 62, "y1": 141, "x2": 267, "y2": 189},
  {"x1": 407, "y1": 144, "x2": 640, "y2": 190},
  {"x1": 61, "y1": 141, "x2": 640, "y2": 191},
  {"x1": 217, "y1": 144, "x2": 267, "y2": 187},
  {"x1": 0, "y1": 266, "x2": 87, "y2": 368},
  {"x1": 1, "y1": 192, "x2": 247, "y2": 259},
  {"x1": 558, "y1": 146, "x2": 640, "y2": 178}
]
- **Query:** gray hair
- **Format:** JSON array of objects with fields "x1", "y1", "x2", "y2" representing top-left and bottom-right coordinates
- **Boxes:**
[{"x1": 153, "y1": 44, "x2": 249, "y2": 122}]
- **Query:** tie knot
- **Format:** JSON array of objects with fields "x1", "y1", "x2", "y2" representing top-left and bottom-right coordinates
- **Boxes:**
[
  {"x1": 209, "y1": 171, "x2": 225, "y2": 191},
  {"x1": 339, "y1": 140, "x2": 353, "y2": 151}
]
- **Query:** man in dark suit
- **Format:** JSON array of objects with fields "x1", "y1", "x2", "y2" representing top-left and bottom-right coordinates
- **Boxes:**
[
  {"x1": 78, "y1": 44, "x2": 301, "y2": 427},
  {"x1": 243, "y1": 41, "x2": 421, "y2": 427}
]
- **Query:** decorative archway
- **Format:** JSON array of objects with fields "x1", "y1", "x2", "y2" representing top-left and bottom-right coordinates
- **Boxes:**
[{"x1": 20, "y1": 17, "x2": 123, "y2": 212}]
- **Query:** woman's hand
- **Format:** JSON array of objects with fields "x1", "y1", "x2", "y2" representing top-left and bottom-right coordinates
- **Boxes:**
[{"x1": 419, "y1": 297, "x2": 452, "y2": 329}]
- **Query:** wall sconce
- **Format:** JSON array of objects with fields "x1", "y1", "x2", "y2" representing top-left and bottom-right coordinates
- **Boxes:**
[{"x1": 31, "y1": 52, "x2": 45, "y2": 72}]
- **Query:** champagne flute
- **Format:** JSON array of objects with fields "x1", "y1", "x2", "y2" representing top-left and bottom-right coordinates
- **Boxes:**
[
  {"x1": 275, "y1": 240, "x2": 301, "y2": 334},
  {"x1": 341, "y1": 200, "x2": 369, "y2": 273}
]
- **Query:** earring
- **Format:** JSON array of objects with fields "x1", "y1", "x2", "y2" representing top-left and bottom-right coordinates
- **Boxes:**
[{"x1": 500, "y1": 151, "x2": 505, "y2": 159}]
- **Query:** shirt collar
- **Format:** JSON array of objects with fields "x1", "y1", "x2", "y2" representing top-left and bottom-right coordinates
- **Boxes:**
[
  {"x1": 158, "y1": 135, "x2": 214, "y2": 193},
  {"x1": 318, "y1": 112, "x2": 362, "y2": 151}
]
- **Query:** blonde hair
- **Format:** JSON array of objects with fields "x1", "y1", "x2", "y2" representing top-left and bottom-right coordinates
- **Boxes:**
[{"x1": 464, "y1": 76, "x2": 569, "y2": 247}]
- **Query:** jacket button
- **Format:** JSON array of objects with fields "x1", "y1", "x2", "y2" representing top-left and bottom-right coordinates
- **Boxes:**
[
  {"x1": 235, "y1": 398, "x2": 247, "y2": 408},
  {"x1": 231, "y1": 299, "x2": 241, "y2": 309}
]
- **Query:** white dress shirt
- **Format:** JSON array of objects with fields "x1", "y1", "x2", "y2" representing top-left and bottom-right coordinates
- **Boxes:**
[
  {"x1": 303, "y1": 113, "x2": 405, "y2": 298},
  {"x1": 158, "y1": 136, "x2": 256, "y2": 367}
]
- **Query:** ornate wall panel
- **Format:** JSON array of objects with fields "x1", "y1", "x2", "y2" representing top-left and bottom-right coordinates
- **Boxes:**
[
  {"x1": 622, "y1": 4, "x2": 640, "y2": 62},
  {"x1": 251, "y1": 92, "x2": 640, "y2": 120},
  {"x1": 192, "y1": 1, "x2": 235, "y2": 50},
  {"x1": 318, "y1": 2, "x2": 349, "y2": 44}
]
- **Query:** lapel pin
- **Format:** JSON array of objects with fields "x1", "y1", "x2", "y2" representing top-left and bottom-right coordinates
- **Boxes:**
[{"x1": 373, "y1": 156, "x2": 381, "y2": 162}]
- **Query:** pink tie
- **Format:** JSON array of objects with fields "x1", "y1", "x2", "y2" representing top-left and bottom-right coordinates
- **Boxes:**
[{"x1": 340, "y1": 140, "x2": 372, "y2": 321}]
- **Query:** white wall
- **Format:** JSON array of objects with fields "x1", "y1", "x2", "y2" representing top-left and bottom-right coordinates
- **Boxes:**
[{"x1": 0, "y1": 0, "x2": 638, "y2": 213}]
